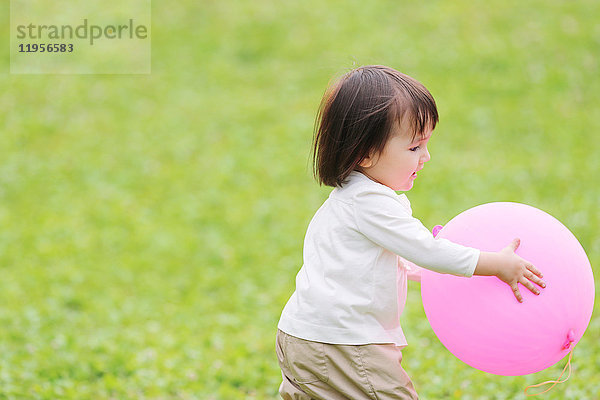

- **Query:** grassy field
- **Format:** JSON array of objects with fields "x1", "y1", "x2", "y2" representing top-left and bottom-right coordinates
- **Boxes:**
[{"x1": 1, "y1": 0, "x2": 599, "y2": 398}]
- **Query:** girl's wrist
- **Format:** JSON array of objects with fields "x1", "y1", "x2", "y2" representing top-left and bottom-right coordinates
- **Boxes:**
[{"x1": 474, "y1": 251, "x2": 501, "y2": 277}]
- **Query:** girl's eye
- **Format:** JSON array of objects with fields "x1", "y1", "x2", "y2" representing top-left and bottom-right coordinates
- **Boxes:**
[{"x1": 409, "y1": 146, "x2": 420, "y2": 152}]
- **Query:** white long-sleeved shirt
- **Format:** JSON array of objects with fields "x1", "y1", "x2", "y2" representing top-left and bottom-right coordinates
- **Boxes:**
[{"x1": 278, "y1": 171, "x2": 480, "y2": 346}]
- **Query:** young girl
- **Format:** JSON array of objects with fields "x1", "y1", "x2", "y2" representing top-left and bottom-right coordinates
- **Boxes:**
[{"x1": 276, "y1": 65, "x2": 546, "y2": 399}]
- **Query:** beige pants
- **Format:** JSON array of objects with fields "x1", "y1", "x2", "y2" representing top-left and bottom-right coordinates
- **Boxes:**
[{"x1": 276, "y1": 330, "x2": 419, "y2": 400}]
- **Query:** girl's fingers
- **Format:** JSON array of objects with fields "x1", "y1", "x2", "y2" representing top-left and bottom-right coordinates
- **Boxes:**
[
  {"x1": 519, "y1": 277, "x2": 541, "y2": 296},
  {"x1": 508, "y1": 238, "x2": 521, "y2": 252},
  {"x1": 524, "y1": 270, "x2": 546, "y2": 288},
  {"x1": 526, "y1": 263, "x2": 543, "y2": 278},
  {"x1": 507, "y1": 261, "x2": 545, "y2": 304},
  {"x1": 511, "y1": 284, "x2": 523, "y2": 303}
]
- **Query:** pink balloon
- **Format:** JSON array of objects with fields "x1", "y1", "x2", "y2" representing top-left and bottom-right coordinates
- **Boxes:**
[{"x1": 421, "y1": 202, "x2": 595, "y2": 376}]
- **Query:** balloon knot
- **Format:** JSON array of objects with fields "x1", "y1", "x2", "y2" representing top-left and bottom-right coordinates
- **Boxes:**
[{"x1": 562, "y1": 329, "x2": 575, "y2": 350}]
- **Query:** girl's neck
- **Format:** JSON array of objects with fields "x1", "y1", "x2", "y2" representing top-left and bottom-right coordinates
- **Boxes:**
[{"x1": 357, "y1": 169, "x2": 384, "y2": 186}]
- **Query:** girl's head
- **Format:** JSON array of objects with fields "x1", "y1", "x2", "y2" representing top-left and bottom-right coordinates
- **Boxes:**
[{"x1": 312, "y1": 65, "x2": 438, "y2": 190}]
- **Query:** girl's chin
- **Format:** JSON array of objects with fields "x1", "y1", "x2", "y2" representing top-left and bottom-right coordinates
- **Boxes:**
[{"x1": 396, "y1": 181, "x2": 414, "y2": 192}]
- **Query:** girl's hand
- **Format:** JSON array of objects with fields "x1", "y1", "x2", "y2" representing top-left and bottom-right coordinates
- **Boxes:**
[
  {"x1": 475, "y1": 238, "x2": 546, "y2": 303},
  {"x1": 495, "y1": 239, "x2": 546, "y2": 302}
]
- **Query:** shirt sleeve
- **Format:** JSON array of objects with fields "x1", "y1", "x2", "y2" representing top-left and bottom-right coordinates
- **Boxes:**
[{"x1": 353, "y1": 190, "x2": 479, "y2": 277}]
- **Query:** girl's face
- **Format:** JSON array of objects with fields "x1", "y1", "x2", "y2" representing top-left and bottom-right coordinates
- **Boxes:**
[{"x1": 358, "y1": 121, "x2": 432, "y2": 191}]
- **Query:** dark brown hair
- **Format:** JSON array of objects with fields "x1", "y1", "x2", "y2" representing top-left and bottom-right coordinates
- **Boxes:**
[{"x1": 312, "y1": 65, "x2": 439, "y2": 187}]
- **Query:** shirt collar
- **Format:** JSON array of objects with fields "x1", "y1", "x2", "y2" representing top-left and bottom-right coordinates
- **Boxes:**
[{"x1": 344, "y1": 171, "x2": 413, "y2": 215}]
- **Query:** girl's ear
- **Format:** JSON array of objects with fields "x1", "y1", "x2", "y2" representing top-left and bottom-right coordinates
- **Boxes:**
[
  {"x1": 359, "y1": 157, "x2": 373, "y2": 168},
  {"x1": 359, "y1": 151, "x2": 377, "y2": 168}
]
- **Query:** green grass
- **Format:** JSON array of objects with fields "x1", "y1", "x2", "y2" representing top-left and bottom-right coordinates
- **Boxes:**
[{"x1": 1, "y1": 0, "x2": 599, "y2": 398}]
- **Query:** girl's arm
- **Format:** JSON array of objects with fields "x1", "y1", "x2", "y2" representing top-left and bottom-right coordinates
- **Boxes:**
[{"x1": 475, "y1": 238, "x2": 546, "y2": 303}]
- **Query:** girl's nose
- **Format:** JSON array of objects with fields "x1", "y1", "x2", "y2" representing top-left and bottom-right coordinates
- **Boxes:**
[{"x1": 422, "y1": 147, "x2": 431, "y2": 163}]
